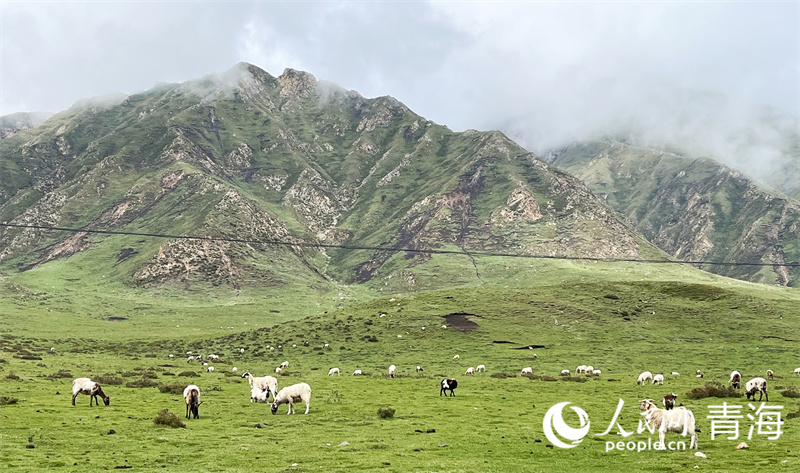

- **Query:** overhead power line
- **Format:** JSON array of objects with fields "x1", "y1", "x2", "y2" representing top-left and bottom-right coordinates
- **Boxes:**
[{"x1": 0, "y1": 222, "x2": 797, "y2": 268}]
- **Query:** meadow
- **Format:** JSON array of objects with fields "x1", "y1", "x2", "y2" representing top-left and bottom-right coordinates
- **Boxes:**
[{"x1": 1, "y1": 262, "x2": 799, "y2": 473}]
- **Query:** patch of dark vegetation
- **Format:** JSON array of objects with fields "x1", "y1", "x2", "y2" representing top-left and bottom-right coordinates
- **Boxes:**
[
  {"x1": 94, "y1": 376, "x2": 124, "y2": 385},
  {"x1": 144, "y1": 354, "x2": 157, "y2": 358},
  {"x1": 442, "y1": 313, "x2": 480, "y2": 332},
  {"x1": 490, "y1": 372, "x2": 510, "y2": 379},
  {"x1": 522, "y1": 373, "x2": 557, "y2": 382},
  {"x1": 158, "y1": 384, "x2": 185, "y2": 395},
  {"x1": 513, "y1": 345, "x2": 546, "y2": 350},
  {"x1": 153, "y1": 409, "x2": 185, "y2": 428},
  {"x1": 6, "y1": 372, "x2": 20, "y2": 380},
  {"x1": 178, "y1": 371, "x2": 200, "y2": 378},
  {"x1": 377, "y1": 407, "x2": 396, "y2": 419},
  {"x1": 659, "y1": 283, "x2": 731, "y2": 301},
  {"x1": 559, "y1": 376, "x2": 588, "y2": 383},
  {"x1": 686, "y1": 381, "x2": 740, "y2": 399},
  {"x1": 46, "y1": 370, "x2": 73, "y2": 380},
  {"x1": 763, "y1": 335, "x2": 800, "y2": 342},
  {"x1": 786, "y1": 403, "x2": 800, "y2": 420},
  {"x1": 107, "y1": 317, "x2": 127, "y2": 322},
  {"x1": 0, "y1": 396, "x2": 19, "y2": 405},
  {"x1": 116, "y1": 248, "x2": 137, "y2": 263},
  {"x1": 603, "y1": 294, "x2": 619, "y2": 300},
  {"x1": 16, "y1": 354, "x2": 42, "y2": 360},
  {"x1": 492, "y1": 340, "x2": 515, "y2": 344},
  {"x1": 126, "y1": 378, "x2": 159, "y2": 388},
  {"x1": 780, "y1": 387, "x2": 800, "y2": 398}
]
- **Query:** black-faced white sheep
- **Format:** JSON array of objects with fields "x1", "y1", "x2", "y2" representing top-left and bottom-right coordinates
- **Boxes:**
[
  {"x1": 662, "y1": 393, "x2": 677, "y2": 410},
  {"x1": 250, "y1": 387, "x2": 269, "y2": 403},
  {"x1": 241, "y1": 372, "x2": 278, "y2": 401},
  {"x1": 465, "y1": 367, "x2": 475, "y2": 375},
  {"x1": 639, "y1": 398, "x2": 698, "y2": 449},
  {"x1": 270, "y1": 382, "x2": 311, "y2": 415},
  {"x1": 328, "y1": 367, "x2": 340, "y2": 376},
  {"x1": 652, "y1": 374, "x2": 664, "y2": 385},
  {"x1": 184, "y1": 384, "x2": 201, "y2": 419},
  {"x1": 207, "y1": 366, "x2": 214, "y2": 373},
  {"x1": 71, "y1": 378, "x2": 110, "y2": 407},
  {"x1": 745, "y1": 377, "x2": 768, "y2": 402},
  {"x1": 208, "y1": 354, "x2": 220, "y2": 362},
  {"x1": 730, "y1": 370, "x2": 742, "y2": 389},
  {"x1": 416, "y1": 366, "x2": 424, "y2": 372},
  {"x1": 575, "y1": 365, "x2": 587, "y2": 375},
  {"x1": 440, "y1": 378, "x2": 458, "y2": 396},
  {"x1": 637, "y1": 371, "x2": 653, "y2": 385},
  {"x1": 388, "y1": 365, "x2": 396, "y2": 378},
  {"x1": 521, "y1": 367, "x2": 533, "y2": 376},
  {"x1": 279, "y1": 361, "x2": 289, "y2": 369}
]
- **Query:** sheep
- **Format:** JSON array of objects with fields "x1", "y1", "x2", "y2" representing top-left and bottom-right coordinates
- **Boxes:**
[
  {"x1": 476, "y1": 364, "x2": 486, "y2": 373},
  {"x1": 241, "y1": 372, "x2": 278, "y2": 401},
  {"x1": 388, "y1": 365, "x2": 397, "y2": 378},
  {"x1": 184, "y1": 385, "x2": 201, "y2": 419},
  {"x1": 203, "y1": 362, "x2": 208, "y2": 366},
  {"x1": 168, "y1": 354, "x2": 173, "y2": 359},
  {"x1": 575, "y1": 365, "x2": 587, "y2": 375},
  {"x1": 465, "y1": 367, "x2": 475, "y2": 375},
  {"x1": 584, "y1": 365, "x2": 594, "y2": 375},
  {"x1": 652, "y1": 374, "x2": 664, "y2": 385},
  {"x1": 453, "y1": 355, "x2": 460, "y2": 361},
  {"x1": 353, "y1": 369, "x2": 362, "y2": 376},
  {"x1": 187, "y1": 356, "x2": 194, "y2": 363},
  {"x1": 275, "y1": 367, "x2": 282, "y2": 374},
  {"x1": 328, "y1": 367, "x2": 340, "y2": 376},
  {"x1": 207, "y1": 366, "x2": 214, "y2": 373},
  {"x1": 639, "y1": 398, "x2": 698, "y2": 449},
  {"x1": 250, "y1": 387, "x2": 269, "y2": 403},
  {"x1": 240, "y1": 348, "x2": 245, "y2": 354},
  {"x1": 637, "y1": 371, "x2": 653, "y2": 385},
  {"x1": 440, "y1": 378, "x2": 458, "y2": 396},
  {"x1": 662, "y1": 393, "x2": 677, "y2": 410},
  {"x1": 71, "y1": 378, "x2": 110, "y2": 407},
  {"x1": 208, "y1": 354, "x2": 220, "y2": 362},
  {"x1": 270, "y1": 382, "x2": 311, "y2": 415},
  {"x1": 730, "y1": 370, "x2": 742, "y2": 389},
  {"x1": 521, "y1": 367, "x2": 533, "y2": 376},
  {"x1": 416, "y1": 366, "x2": 424, "y2": 372},
  {"x1": 670, "y1": 371, "x2": 680, "y2": 376},
  {"x1": 232, "y1": 367, "x2": 238, "y2": 374},
  {"x1": 745, "y1": 377, "x2": 768, "y2": 402},
  {"x1": 695, "y1": 369, "x2": 703, "y2": 378},
  {"x1": 766, "y1": 369, "x2": 774, "y2": 380},
  {"x1": 794, "y1": 367, "x2": 800, "y2": 375},
  {"x1": 560, "y1": 369, "x2": 571, "y2": 376},
  {"x1": 279, "y1": 361, "x2": 289, "y2": 369},
  {"x1": 593, "y1": 370, "x2": 602, "y2": 375}
]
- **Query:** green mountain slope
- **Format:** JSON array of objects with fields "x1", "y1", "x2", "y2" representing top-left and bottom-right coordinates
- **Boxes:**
[{"x1": 546, "y1": 139, "x2": 800, "y2": 286}]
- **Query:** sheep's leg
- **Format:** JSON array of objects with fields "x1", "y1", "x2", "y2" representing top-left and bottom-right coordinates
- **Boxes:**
[{"x1": 304, "y1": 401, "x2": 309, "y2": 414}]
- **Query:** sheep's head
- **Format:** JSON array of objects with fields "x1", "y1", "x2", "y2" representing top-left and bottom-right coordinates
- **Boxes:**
[
  {"x1": 240, "y1": 372, "x2": 250, "y2": 379},
  {"x1": 639, "y1": 399, "x2": 657, "y2": 411},
  {"x1": 102, "y1": 396, "x2": 110, "y2": 406},
  {"x1": 270, "y1": 402, "x2": 278, "y2": 415}
]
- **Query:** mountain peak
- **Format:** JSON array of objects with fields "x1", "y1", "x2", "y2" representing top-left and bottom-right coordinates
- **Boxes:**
[{"x1": 278, "y1": 68, "x2": 317, "y2": 99}]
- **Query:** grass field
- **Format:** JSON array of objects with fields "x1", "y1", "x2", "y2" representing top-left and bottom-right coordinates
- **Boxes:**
[{"x1": 1, "y1": 263, "x2": 799, "y2": 473}]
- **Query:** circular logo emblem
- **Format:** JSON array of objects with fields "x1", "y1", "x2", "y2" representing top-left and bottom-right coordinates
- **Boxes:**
[{"x1": 543, "y1": 401, "x2": 591, "y2": 448}]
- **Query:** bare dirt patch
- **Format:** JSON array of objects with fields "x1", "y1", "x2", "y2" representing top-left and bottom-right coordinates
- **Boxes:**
[{"x1": 442, "y1": 312, "x2": 480, "y2": 332}]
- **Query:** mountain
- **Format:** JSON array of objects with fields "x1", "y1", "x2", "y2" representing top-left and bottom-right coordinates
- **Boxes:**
[
  {"x1": 0, "y1": 63, "x2": 664, "y2": 293},
  {"x1": 545, "y1": 139, "x2": 800, "y2": 286},
  {"x1": 0, "y1": 112, "x2": 53, "y2": 140}
]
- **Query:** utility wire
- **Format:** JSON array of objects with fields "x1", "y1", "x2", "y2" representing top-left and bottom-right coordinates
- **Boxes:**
[{"x1": 0, "y1": 222, "x2": 797, "y2": 268}]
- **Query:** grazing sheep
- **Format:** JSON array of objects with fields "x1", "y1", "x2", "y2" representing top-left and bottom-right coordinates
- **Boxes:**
[
  {"x1": 184, "y1": 385, "x2": 201, "y2": 419},
  {"x1": 440, "y1": 378, "x2": 458, "y2": 396},
  {"x1": 203, "y1": 362, "x2": 208, "y2": 367},
  {"x1": 187, "y1": 356, "x2": 194, "y2": 363},
  {"x1": 279, "y1": 361, "x2": 289, "y2": 369},
  {"x1": 232, "y1": 367, "x2": 238, "y2": 374},
  {"x1": 639, "y1": 398, "x2": 698, "y2": 449},
  {"x1": 662, "y1": 393, "x2": 677, "y2": 410},
  {"x1": 521, "y1": 367, "x2": 533, "y2": 376},
  {"x1": 794, "y1": 367, "x2": 800, "y2": 375},
  {"x1": 560, "y1": 369, "x2": 571, "y2": 376},
  {"x1": 766, "y1": 369, "x2": 774, "y2": 380},
  {"x1": 328, "y1": 367, "x2": 340, "y2": 376},
  {"x1": 652, "y1": 374, "x2": 664, "y2": 385},
  {"x1": 240, "y1": 348, "x2": 245, "y2": 354},
  {"x1": 695, "y1": 370, "x2": 703, "y2": 378},
  {"x1": 250, "y1": 387, "x2": 269, "y2": 403},
  {"x1": 584, "y1": 365, "x2": 594, "y2": 375},
  {"x1": 670, "y1": 371, "x2": 680, "y2": 376},
  {"x1": 730, "y1": 370, "x2": 742, "y2": 389},
  {"x1": 745, "y1": 377, "x2": 768, "y2": 402},
  {"x1": 388, "y1": 365, "x2": 397, "y2": 378},
  {"x1": 465, "y1": 367, "x2": 475, "y2": 375},
  {"x1": 71, "y1": 378, "x2": 110, "y2": 407},
  {"x1": 575, "y1": 365, "x2": 587, "y2": 375},
  {"x1": 207, "y1": 366, "x2": 215, "y2": 373},
  {"x1": 275, "y1": 367, "x2": 282, "y2": 374},
  {"x1": 208, "y1": 354, "x2": 220, "y2": 362},
  {"x1": 453, "y1": 355, "x2": 460, "y2": 361},
  {"x1": 270, "y1": 383, "x2": 311, "y2": 415},
  {"x1": 241, "y1": 372, "x2": 278, "y2": 401},
  {"x1": 353, "y1": 369, "x2": 362, "y2": 376},
  {"x1": 476, "y1": 364, "x2": 486, "y2": 372},
  {"x1": 168, "y1": 354, "x2": 173, "y2": 359},
  {"x1": 593, "y1": 370, "x2": 602, "y2": 375},
  {"x1": 637, "y1": 371, "x2": 653, "y2": 385},
  {"x1": 416, "y1": 366, "x2": 424, "y2": 372}
]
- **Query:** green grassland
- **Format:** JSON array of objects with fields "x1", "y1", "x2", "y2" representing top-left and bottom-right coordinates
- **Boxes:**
[{"x1": 1, "y1": 259, "x2": 799, "y2": 473}]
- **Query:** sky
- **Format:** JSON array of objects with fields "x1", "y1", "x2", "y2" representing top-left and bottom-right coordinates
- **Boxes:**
[{"x1": 1, "y1": 1, "x2": 798, "y2": 182}]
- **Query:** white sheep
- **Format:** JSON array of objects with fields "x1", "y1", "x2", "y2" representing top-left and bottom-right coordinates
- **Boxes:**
[
  {"x1": 652, "y1": 373, "x2": 664, "y2": 385},
  {"x1": 241, "y1": 372, "x2": 278, "y2": 401},
  {"x1": 453, "y1": 355, "x2": 460, "y2": 361},
  {"x1": 476, "y1": 364, "x2": 486, "y2": 372},
  {"x1": 275, "y1": 367, "x2": 282, "y2": 374},
  {"x1": 794, "y1": 367, "x2": 800, "y2": 376},
  {"x1": 187, "y1": 356, "x2": 194, "y2": 363},
  {"x1": 593, "y1": 370, "x2": 602, "y2": 375},
  {"x1": 183, "y1": 384, "x2": 201, "y2": 419},
  {"x1": 766, "y1": 369, "x2": 774, "y2": 379},
  {"x1": 416, "y1": 366, "x2": 424, "y2": 372},
  {"x1": 584, "y1": 365, "x2": 594, "y2": 375},
  {"x1": 328, "y1": 367, "x2": 340, "y2": 376},
  {"x1": 353, "y1": 369, "x2": 362, "y2": 376},
  {"x1": 71, "y1": 378, "x2": 110, "y2": 407},
  {"x1": 240, "y1": 348, "x2": 245, "y2": 354},
  {"x1": 637, "y1": 371, "x2": 653, "y2": 385},
  {"x1": 560, "y1": 369, "x2": 571, "y2": 376},
  {"x1": 465, "y1": 367, "x2": 475, "y2": 375},
  {"x1": 270, "y1": 382, "x2": 311, "y2": 415},
  {"x1": 206, "y1": 366, "x2": 214, "y2": 373},
  {"x1": 388, "y1": 365, "x2": 397, "y2": 378},
  {"x1": 730, "y1": 370, "x2": 742, "y2": 388},
  {"x1": 232, "y1": 367, "x2": 238, "y2": 374},
  {"x1": 575, "y1": 365, "x2": 587, "y2": 375},
  {"x1": 168, "y1": 354, "x2": 174, "y2": 359},
  {"x1": 208, "y1": 354, "x2": 220, "y2": 362},
  {"x1": 280, "y1": 361, "x2": 289, "y2": 369},
  {"x1": 745, "y1": 377, "x2": 768, "y2": 402},
  {"x1": 521, "y1": 367, "x2": 533, "y2": 376},
  {"x1": 670, "y1": 371, "x2": 680, "y2": 376},
  {"x1": 639, "y1": 398, "x2": 698, "y2": 449},
  {"x1": 250, "y1": 387, "x2": 269, "y2": 403}
]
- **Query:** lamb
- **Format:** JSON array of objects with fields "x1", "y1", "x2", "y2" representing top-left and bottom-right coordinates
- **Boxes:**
[
  {"x1": 652, "y1": 373, "x2": 664, "y2": 385},
  {"x1": 241, "y1": 372, "x2": 278, "y2": 401},
  {"x1": 476, "y1": 364, "x2": 486, "y2": 373},
  {"x1": 353, "y1": 369, "x2": 362, "y2": 376},
  {"x1": 388, "y1": 365, "x2": 397, "y2": 378},
  {"x1": 184, "y1": 384, "x2": 201, "y2": 419},
  {"x1": 275, "y1": 367, "x2": 282, "y2": 374},
  {"x1": 560, "y1": 369, "x2": 571, "y2": 376},
  {"x1": 766, "y1": 369, "x2": 774, "y2": 380},
  {"x1": 465, "y1": 367, "x2": 475, "y2": 375},
  {"x1": 592, "y1": 370, "x2": 602, "y2": 375},
  {"x1": 521, "y1": 367, "x2": 533, "y2": 376},
  {"x1": 416, "y1": 366, "x2": 424, "y2": 372},
  {"x1": 453, "y1": 355, "x2": 460, "y2": 361},
  {"x1": 440, "y1": 378, "x2": 458, "y2": 396},
  {"x1": 71, "y1": 378, "x2": 110, "y2": 407},
  {"x1": 279, "y1": 361, "x2": 289, "y2": 369},
  {"x1": 662, "y1": 393, "x2": 677, "y2": 410},
  {"x1": 745, "y1": 377, "x2": 768, "y2": 402},
  {"x1": 250, "y1": 387, "x2": 269, "y2": 403},
  {"x1": 730, "y1": 370, "x2": 742, "y2": 389},
  {"x1": 637, "y1": 371, "x2": 653, "y2": 385},
  {"x1": 270, "y1": 382, "x2": 311, "y2": 415},
  {"x1": 232, "y1": 367, "x2": 238, "y2": 374},
  {"x1": 328, "y1": 367, "x2": 340, "y2": 376},
  {"x1": 639, "y1": 398, "x2": 698, "y2": 449},
  {"x1": 207, "y1": 366, "x2": 215, "y2": 373}
]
